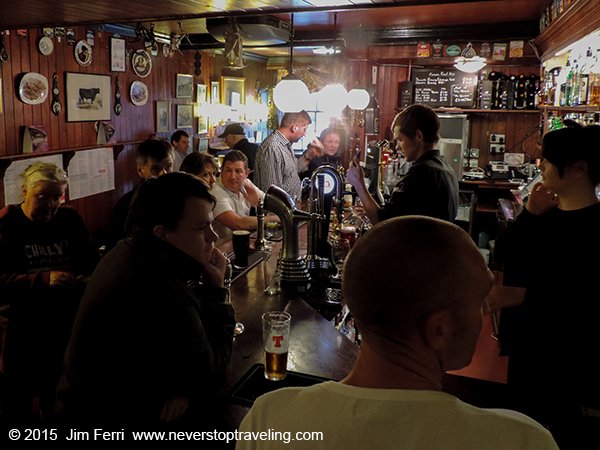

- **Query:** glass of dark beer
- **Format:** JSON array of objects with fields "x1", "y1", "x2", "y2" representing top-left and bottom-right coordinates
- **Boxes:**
[
  {"x1": 262, "y1": 311, "x2": 291, "y2": 381},
  {"x1": 232, "y1": 230, "x2": 250, "y2": 269}
]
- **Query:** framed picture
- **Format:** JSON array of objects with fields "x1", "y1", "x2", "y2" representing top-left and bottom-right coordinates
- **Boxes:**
[
  {"x1": 198, "y1": 115, "x2": 208, "y2": 134},
  {"x1": 156, "y1": 101, "x2": 171, "y2": 133},
  {"x1": 65, "y1": 72, "x2": 111, "y2": 122},
  {"x1": 198, "y1": 137, "x2": 209, "y2": 153},
  {"x1": 221, "y1": 76, "x2": 245, "y2": 109},
  {"x1": 176, "y1": 74, "x2": 194, "y2": 99},
  {"x1": 196, "y1": 84, "x2": 207, "y2": 104},
  {"x1": 176, "y1": 104, "x2": 193, "y2": 128},
  {"x1": 210, "y1": 81, "x2": 220, "y2": 103},
  {"x1": 110, "y1": 37, "x2": 126, "y2": 72}
]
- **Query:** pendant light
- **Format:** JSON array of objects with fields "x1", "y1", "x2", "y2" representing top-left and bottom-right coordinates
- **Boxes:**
[
  {"x1": 454, "y1": 42, "x2": 487, "y2": 73},
  {"x1": 316, "y1": 12, "x2": 349, "y2": 114},
  {"x1": 347, "y1": 88, "x2": 370, "y2": 110},
  {"x1": 273, "y1": 14, "x2": 309, "y2": 112}
]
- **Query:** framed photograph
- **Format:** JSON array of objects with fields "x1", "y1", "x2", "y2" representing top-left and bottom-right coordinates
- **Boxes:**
[
  {"x1": 198, "y1": 115, "x2": 208, "y2": 134},
  {"x1": 221, "y1": 76, "x2": 245, "y2": 109},
  {"x1": 210, "y1": 81, "x2": 220, "y2": 103},
  {"x1": 156, "y1": 101, "x2": 171, "y2": 133},
  {"x1": 198, "y1": 137, "x2": 209, "y2": 153},
  {"x1": 176, "y1": 74, "x2": 194, "y2": 99},
  {"x1": 196, "y1": 84, "x2": 207, "y2": 104},
  {"x1": 176, "y1": 104, "x2": 193, "y2": 128},
  {"x1": 110, "y1": 37, "x2": 126, "y2": 72},
  {"x1": 66, "y1": 72, "x2": 111, "y2": 122}
]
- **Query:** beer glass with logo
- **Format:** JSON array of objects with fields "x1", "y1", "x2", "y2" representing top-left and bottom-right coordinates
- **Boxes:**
[{"x1": 262, "y1": 311, "x2": 291, "y2": 380}]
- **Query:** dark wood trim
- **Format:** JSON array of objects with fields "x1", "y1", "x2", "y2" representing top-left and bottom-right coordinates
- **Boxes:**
[{"x1": 535, "y1": 0, "x2": 600, "y2": 61}]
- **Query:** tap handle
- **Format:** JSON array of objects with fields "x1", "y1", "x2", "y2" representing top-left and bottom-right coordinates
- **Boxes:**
[{"x1": 255, "y1": 199, "x2": 267, "y2": 251}]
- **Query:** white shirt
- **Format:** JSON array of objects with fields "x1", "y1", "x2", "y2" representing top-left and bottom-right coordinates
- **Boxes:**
[
  {"x1": 237, "y1": 381, "x2": 559, "y2": 450},
  {"x1": 211, "y1": 181, "x2": 264, "y2": 243}
]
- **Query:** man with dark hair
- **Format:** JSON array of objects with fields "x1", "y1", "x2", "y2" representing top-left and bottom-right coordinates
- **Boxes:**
[
  {"x1": 171, "y1": 129, "x2": 190, "y2": 171},
  {"x1": 219, "y1": 123, "x2": 258, "y2": 182},
  {"x1": 238, "y1": 216, "x2": 558, "y2": 450},
  {"x1": 255, "y1": 111, "x2": 311, "y2": 200},
  {"x1": 347, "y1": 104, "x2": 458, "y2": 224},
  {"x1": 59, "y1": 173, "x2": 235, "y2": 427},
  {"x1": 105, "y1": 139, "x2": 173, "y2": 250},
  {"x1": 212, "y1": 150, "x2": 275, "y2": 242}
]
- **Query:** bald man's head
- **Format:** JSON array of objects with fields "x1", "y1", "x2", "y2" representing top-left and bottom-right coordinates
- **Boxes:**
[{"x1": 342, "y1": 216, "x2": 492, "y2": 343}]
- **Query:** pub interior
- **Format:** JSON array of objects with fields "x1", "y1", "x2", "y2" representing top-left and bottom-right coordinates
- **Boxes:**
[{"x1": 1, "y1": 0, "x2": 599, "y2": 447}]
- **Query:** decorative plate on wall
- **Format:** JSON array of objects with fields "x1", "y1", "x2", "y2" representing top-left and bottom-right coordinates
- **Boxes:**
[
  {"x1": 38, "y1": 36, "x2": 54, "y2": 56},
  {"x1": 130, "y1": 80, "x2": 148, "y2": 106},
  {"x1": 19, "y1": 72, "x2": 49, "y2": 105},
  {"x1": 132, "y1": 49, "x2": 152, "y2": 77},
  {"x1": 74, "y1": 40, "x2": 92, "y2": 66}
]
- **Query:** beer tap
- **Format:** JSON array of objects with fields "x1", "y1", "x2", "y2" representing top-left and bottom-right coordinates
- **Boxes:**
[
  {"x1": 254, "y1": 199, "x2": 267, "y2": 251},
  {"x1": 263, "y1": 185, "x2": 325, "y2": 289},
  {"x1": 306, "y1": 164, "x2": 344, "y2": 270}
]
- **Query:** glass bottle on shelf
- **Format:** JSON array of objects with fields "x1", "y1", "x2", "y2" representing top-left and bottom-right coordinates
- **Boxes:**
[
  {"x1": 564, "y1": 60, "x2": 573, "y2": 106},
  {"x1": 571, "y1": 62, "x2": 580, "y2": 106},
  {"x1": 589, "y1": 50, "x2": 600, "y2": 106},
  {"x1": 536, "y1": 71, "x2": 548, "y2": 107},
  {"x1": 548, "y1": 69, "x2": 558, "y2": 106}
]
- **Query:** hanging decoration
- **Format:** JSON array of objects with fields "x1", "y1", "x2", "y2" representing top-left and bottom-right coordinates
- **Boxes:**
[
  {"x1": 114, "y1": 76, "x2": 122, "y2": 116},
  {"x1": 51, "y1": 72, "x2": 61, "y2": 115}
]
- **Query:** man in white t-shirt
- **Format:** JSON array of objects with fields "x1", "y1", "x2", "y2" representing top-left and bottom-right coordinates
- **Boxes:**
[
  {"x1": 237, "y1": 217, "x2": 558, "y2": 450},
  {"x1": 212, "y1": 150, "x2": 276, "y2": 243}
]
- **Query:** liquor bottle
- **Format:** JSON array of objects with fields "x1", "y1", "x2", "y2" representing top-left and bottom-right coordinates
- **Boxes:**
[
  {"x1": 564, "y1": 61, "x2": 573, "y2": 106},
  {"x1": 589, "y1": 50, "x2": 600, "y2": 106},
  {"x1": 571, "y1": 62, "x2": 580, "y2": 106},
  {"x1": 548, "y1": 69, "x2": 558, "y2": 106}
]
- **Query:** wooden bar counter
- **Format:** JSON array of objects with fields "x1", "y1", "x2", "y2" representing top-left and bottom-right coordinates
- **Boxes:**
[
  {"x1": 215, "y1": 225, "x2": 510, "y2": 430},
  {"x1": 216, "y1": 234, "x2": 359, "y2": 428}
]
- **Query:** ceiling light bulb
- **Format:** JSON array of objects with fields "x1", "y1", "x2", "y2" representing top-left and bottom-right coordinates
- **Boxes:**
[
  {"x1": 347, "y1": 88, "x2": 370, "y2": 110},
  {"x1": 273, "y1": 74, "x2": 310, "y2": 112},
  {"x1": 318, "y1": 84, "x2": 348, "y2": 113}
]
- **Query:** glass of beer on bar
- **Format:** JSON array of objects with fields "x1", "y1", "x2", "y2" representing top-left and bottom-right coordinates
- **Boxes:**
[{"x1": 262, "y1": 311, "x2": 291, "y2": 381}]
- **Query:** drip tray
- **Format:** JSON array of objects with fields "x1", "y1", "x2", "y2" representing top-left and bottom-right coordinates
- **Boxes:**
[
  {"x1": 228, "y1": 250, "x2": 267, "y2": 283},
  {"x1": 228, "y1": 363, "x2": 331, "y2": 408}
]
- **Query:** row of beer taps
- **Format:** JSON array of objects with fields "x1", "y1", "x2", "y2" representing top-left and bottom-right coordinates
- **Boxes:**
[{"x1": 255, "y1": 164, "x2": 346, "y2": 290}]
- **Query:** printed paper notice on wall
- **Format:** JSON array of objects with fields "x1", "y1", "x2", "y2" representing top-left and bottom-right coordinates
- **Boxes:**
[{"x1": 67, "y1": 147, "x2": 115, "y2": 200}]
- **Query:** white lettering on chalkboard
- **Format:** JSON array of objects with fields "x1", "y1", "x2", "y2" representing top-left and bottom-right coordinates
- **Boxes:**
[{"x1": 412, "y1": 68, "x2": 477, "y2": 107}]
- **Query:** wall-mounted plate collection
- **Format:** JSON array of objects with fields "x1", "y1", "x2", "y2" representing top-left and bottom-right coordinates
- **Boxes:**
[{"x1": 19, "y1": 72, "x2": 49, "y2": 105}]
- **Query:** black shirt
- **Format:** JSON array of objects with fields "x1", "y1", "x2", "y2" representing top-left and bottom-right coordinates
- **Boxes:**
[{"x1": 378, "y1": 150, "x2": 459, "y2": 222}]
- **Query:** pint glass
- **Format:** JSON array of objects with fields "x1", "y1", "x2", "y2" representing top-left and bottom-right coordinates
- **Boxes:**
[{"x1": 262, "y1": 311, "x2": 291, "y2": 380}]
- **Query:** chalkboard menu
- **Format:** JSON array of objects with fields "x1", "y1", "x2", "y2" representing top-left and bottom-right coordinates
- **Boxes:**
[{"x1": 412, "y1": 69, "x2": 478, "y2": 108}]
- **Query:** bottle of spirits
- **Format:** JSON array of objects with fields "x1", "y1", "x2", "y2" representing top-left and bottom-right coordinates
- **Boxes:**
[
  {"x1": 564, "y1": 60, "x2": 573, "y2": 106},
  {"x1": 589, "y1": 50, "x2": 600, "y2": 106}
]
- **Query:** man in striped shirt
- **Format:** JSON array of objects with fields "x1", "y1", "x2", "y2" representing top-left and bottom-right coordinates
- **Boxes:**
[{"x1": 255, "y1": 111, "x2": 311, "y2": 201}]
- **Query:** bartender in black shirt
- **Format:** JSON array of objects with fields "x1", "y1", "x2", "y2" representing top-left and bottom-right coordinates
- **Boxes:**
[{"x1": 346, "y1": 104, "x2": 458, "y2": 224}]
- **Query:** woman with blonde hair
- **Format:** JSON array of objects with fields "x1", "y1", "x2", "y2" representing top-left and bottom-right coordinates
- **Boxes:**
[{"x1": 0, "y1": 162, "x2": 97, "y2": 422}]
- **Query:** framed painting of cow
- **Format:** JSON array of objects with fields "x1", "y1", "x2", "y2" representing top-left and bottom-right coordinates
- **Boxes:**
[{"x1": 66, "y1": 72, "x2": 111, "y2": 122}]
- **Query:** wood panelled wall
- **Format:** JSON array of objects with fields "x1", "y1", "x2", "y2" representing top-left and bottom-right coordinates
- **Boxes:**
[
  {"x1": 348, "y1": 55, "x2": 541, "y2": 168},
  {"x1": 0, "y1": 26, "x2": 268, "y2": 235}
]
